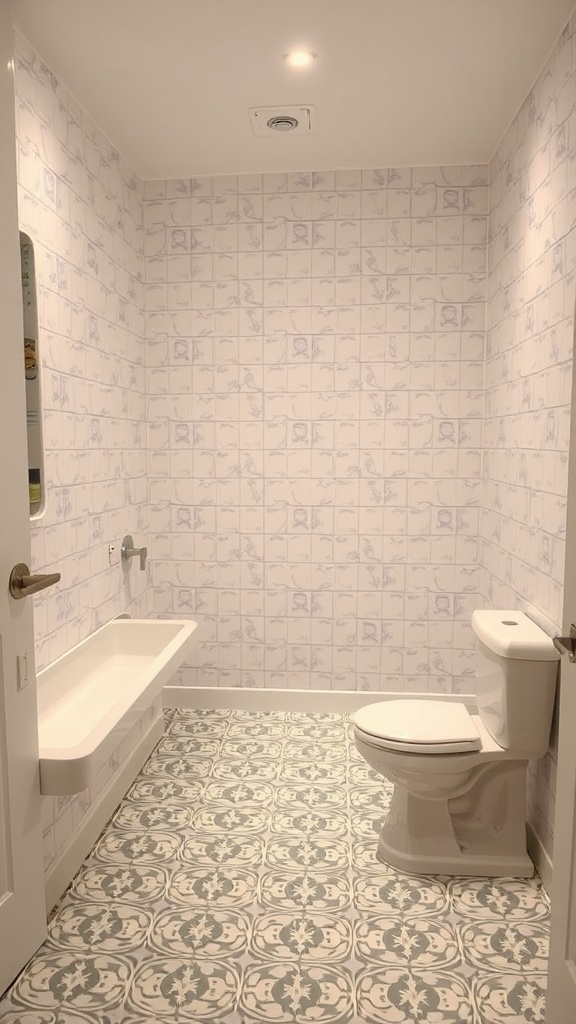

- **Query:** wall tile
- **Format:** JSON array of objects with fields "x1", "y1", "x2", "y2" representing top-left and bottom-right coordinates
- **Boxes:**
[
  {"x1": 146, "y1": 168, "x2": 488, "y2": 693},
  {"x1": 14, "y1": 32, "x2": 152, "y2": 873},
  {"x1": 482, "y1": 14, "x2": 576, "y2": 860}
]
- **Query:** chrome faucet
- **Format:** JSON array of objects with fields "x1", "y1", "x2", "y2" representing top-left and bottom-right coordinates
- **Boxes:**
[{"x1": 121, "y1": 534, "x2": 148, "y2": 571}]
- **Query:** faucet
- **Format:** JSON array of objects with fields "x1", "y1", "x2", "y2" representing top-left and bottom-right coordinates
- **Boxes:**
[{"x1": 121, "y1": 534, "x2": 148, "y2": 571}]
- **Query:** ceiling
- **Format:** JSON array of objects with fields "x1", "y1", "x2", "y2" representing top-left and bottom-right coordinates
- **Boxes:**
[{"x1": 12, "y1": 0, "x2": 576, "y2": 179}]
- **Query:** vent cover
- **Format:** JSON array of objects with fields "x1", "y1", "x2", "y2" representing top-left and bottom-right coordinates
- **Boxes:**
[
  {"x1": 267, "y1": 115, "x2": 299, "y2": 132},
  {"x1": 249, "y1": 105, "x2": 314, "y2": 137}
]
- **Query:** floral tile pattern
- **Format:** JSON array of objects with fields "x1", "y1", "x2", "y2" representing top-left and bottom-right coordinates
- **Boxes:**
[{"x1": 0, "y1": 709, "x2": 550, "y2": 1023}]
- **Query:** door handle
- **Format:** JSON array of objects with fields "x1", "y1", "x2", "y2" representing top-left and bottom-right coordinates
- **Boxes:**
[
  {"x1": 553, "y1": 624, "x2": 576, "y2": 662},
  {"x1": 9, "y1": 562, "x2": 61, "y2": 600}
]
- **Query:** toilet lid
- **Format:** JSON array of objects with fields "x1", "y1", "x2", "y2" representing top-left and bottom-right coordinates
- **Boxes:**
[{"x1": 353, "y1": 700, "x2": 482, "y2": 754}]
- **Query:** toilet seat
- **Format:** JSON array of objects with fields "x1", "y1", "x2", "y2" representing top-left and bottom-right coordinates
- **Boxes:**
[{"x1": 353, "y1": 700, "x2": 483, "y2": 754}]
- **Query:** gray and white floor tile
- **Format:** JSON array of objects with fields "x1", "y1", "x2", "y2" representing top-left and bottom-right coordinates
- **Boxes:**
[{"x1": 0, "y1": 709, "x2": 550, "y2": 1022}]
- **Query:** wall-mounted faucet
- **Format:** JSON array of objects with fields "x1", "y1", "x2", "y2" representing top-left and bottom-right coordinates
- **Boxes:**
[{"x1": 121, "y1": 534, "x2": 147, "y2": 571}]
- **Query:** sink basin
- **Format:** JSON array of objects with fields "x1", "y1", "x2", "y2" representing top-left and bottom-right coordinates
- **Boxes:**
[{"x1": 37, "y1": 617, "x2": 197, "y2": 794}]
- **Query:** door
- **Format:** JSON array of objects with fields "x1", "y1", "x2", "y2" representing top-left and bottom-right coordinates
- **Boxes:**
[
  {"x1": 547, "y1": 327, "x2": 576, "y2": 1018},
  {"x1": 0, "y1": 0, "x2": 47, "y2": 995}
]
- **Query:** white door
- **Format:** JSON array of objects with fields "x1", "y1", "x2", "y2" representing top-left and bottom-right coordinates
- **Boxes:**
[
  {"x1": 547, "y1": 327, "x2": 576, "y2": 1017},
  {"x1": 0, "y1": 0, "x2": 47, "y2": 995}
]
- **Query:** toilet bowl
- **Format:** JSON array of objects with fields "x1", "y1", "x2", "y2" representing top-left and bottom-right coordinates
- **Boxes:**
[{"x1": 353, "y1": 610, "x2": 559, "y2": 877}]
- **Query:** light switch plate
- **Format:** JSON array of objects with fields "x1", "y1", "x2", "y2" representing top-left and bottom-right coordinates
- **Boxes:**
[{"x1": 108, "y1": 543, "x2": 120, "y2": 566}]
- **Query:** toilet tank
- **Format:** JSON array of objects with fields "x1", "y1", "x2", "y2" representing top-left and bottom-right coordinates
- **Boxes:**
[{"x1": 471, "y1": 610, "x2": 559, "y2": 756}]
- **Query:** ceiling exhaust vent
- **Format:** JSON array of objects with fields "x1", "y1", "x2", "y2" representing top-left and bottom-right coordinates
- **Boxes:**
[
  {"x1": 267, "y1": 115, "x2": 299, "y2": 132},
  {"x1": 249, "y1": 105, "x2": 314, "y2": 137}
]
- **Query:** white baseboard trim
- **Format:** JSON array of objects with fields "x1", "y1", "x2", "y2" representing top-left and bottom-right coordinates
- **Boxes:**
[
  {"x1": 527, "y1": 822, "x2": 553, "y2": 895},
  {"x1": 44, "y1": 713, "x2": 164, "y2": 913},
  {"x1": 163, "y1": 685, "x2": 476, "y2": 715}
]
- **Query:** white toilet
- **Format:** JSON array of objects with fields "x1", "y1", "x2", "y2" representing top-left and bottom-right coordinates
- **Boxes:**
[{"x1": 352, "y1": 610, "x2": 559, "y2": 877}]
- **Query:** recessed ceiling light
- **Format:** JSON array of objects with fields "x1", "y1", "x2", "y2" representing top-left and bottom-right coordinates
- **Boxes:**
[{"x1": 284, "y1": 50, "x2": 317, "y2": 69}]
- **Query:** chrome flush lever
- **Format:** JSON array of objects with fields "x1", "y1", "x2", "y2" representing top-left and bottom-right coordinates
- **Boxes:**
[
  {"x1": 553, "y1": 624, "x2": 576, "y2": 662},
  {"x1": 9, "y1": 562, "x2": 61, "y2": 600}
]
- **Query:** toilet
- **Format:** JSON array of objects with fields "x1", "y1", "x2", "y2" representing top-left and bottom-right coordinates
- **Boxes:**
[{"x1": 352, "y1": 610, "x2": 559, "y2": 877}]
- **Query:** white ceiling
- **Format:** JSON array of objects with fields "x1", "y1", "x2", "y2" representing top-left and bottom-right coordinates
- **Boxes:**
[{"x1": 12, "y1": 0, "x2": 576, "y2": 179}]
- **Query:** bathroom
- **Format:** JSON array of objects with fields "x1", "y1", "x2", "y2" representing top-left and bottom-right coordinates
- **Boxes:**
[{"x1": 1, "y1": 0, "x2": 576, "y2": 1019}]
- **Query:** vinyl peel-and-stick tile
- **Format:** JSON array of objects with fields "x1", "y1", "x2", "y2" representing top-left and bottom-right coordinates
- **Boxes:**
[{"x1": 0, "y1": 709, "x2": 549, "y2": 1022}]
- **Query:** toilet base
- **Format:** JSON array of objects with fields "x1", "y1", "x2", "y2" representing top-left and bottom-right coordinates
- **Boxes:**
[
  {"x1": 375, "y1": 759, "x2": 534, "y2": 877},
  {"x1": 377, "y1": 834, "x2": 534, "y2": 877}
]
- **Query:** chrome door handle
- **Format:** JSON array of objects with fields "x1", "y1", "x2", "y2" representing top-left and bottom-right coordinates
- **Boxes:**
[
  {"x1": 9, "y1": 562, "x2": 61, "y2": 600},
  {"x1": 553, "y1": 624, "x2": 576, "y2": 662}
]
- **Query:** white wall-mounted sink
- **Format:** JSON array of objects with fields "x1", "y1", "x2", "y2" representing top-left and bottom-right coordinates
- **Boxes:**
[{"x1": 37, "y1": 617, "x2": 198, "y2": 794}]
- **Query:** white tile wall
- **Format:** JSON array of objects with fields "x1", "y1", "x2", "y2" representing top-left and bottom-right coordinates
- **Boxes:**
[
  {"x1": 144, "y1": 167, "x2": 488, "y2": 693},
  {"x1": 14, "y1": 33, "x2": 152, "y2": 872},
  {"x1": 15, "y1": 33, "x2": 151, "y2": 675},
  {"x1": 482, "y1": 13, "x2": 576, "y2": 858}
]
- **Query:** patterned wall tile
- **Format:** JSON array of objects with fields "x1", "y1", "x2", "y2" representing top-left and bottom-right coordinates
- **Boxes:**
[
  {"x1": 145, "y1": 167, "x2": 488, "y2": 696},
  {"x1": 14, "y1": 29, "x2": 158, "y2": 891},
  {"x1": 482, "y1": 12, "x2": 576, "y2": 859},
  {"x1": 14, "y1": 33, "x2": 152, "y2": 672}
]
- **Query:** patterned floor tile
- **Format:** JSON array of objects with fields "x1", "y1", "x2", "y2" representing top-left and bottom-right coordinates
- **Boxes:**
[
  {"x1": 10, "y1": 952, "x2": 132, "y2": 1012},
  {"x1": 460, "y1": 920, "x2": 548, "y2": 973},
  {"x1": 72, "y1": 862, "x2": 169, "y2": 904},
  {"x1": 149, "y1": 908, "x2": 249, "y2": 958},
  {"x1": 275, "y1": 782, "x2": 347, "y2": 809},
  {"x1": 472, "y1": 973, "x2": 547, "y2": 1023},
  {"x1": 279, "y1": 761, "x2": 347, "y2": 783},
  {"x1": 127, "y1": 958, "x2": 239, "y2": 1019},
  {"x1": 111, "y1": 801, "x2": 193, "y2": 831},
  {"x1": 220, "y1": 738, "x2": 283, "y2": 759},
  {"x1": 354, "y1": 872, "x2": 450, "y2": 916},
  {"x1": 354, "y1": 915, "x2": 460, "y2": 969},
  {"x1": 126, "y1": 777, "x2": 203, "y2": 802},
  {"x1": 227, "y1": 721, "x2": 286, "y2": 738},
  {"x1": 158, "y1": 735, "x2": 221, "y2": 755},
  {"x1": 270, "y1": 809, "x2": 349, "y2": 837},
  {"x1": 356, "y1": 967, "x2": 474, "y2": 1023},
  {"x1": 142, "y1": 752, "x2": 214, "y2": 779},
  {"x1": 193, "y1": 805, "x2": 269, "y2": 833},
  {"x1": 0, "y1": 708, "x2": 552, "y2": 1023},
  {"x1": 286, "y1": 722, "x2": 345, "y2": 741},
  {"x1": 250, "y1": 912, "x2": 353, "y2": 962},
  {"x1": 448, "y1": 877, "x2": 550, "y2": 921},
  {"x1": 212, "y1": 757, "x2": 280, "y2": 781},
  {"x1": 166, "y1": 865, "x2": 258, "y2": 907},
  {"x1": 92, "y1": 830, "x2": 182, "y2": 864},
  {"x1": 203, "y1": 780, "x2": 275, "y2": 806},
  {"x1": 283, "y1": 740, "x2": 348, "y2": 762},
  {"x1": 259, "y1": 871, "x2": 352, "y2": 912},
  {"x1": 181, "y1": 833, "x2": 264, "y2": 866},
  {"x1": 239, "y1": 963, "x2": 354, "y2": 1023},
  {"x1": 265, "y1": 836, "x2": 350, "y2": 871},
  {"x1": 48, "y1": 902, "x2": 153, "y2": 953}
]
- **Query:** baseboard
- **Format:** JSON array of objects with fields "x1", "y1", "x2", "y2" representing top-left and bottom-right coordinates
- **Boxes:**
[
  {"x1": 44, "y1": 713, "x2": 164, "y2": 913},
  {"x1": 527, "y1": 822, "x2": 553, "y2": 895},
  {"x1": 163, "y1": 685, "x2": 476, "y2": 715}
]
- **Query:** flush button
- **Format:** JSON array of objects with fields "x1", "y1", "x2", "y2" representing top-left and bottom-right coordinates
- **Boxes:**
[{"x1": 501, "y1": 620, "x2": 518, "y2": 625}]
